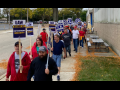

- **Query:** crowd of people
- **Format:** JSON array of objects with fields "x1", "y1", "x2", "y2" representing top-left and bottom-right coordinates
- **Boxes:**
[{"x1": 5, "y1": 22, "x2": 87, "y2": 81}]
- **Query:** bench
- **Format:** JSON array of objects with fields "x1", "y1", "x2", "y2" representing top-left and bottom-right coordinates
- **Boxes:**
[
  {"x1": 88, "y1": 42, "x2": 91, "y2": 52},
  {"x1": 104, "y1": 42, "x2": 109, "y2": 52},
  {"x1": 87, "y1": 38, "x2": 89, "y2": 42}
]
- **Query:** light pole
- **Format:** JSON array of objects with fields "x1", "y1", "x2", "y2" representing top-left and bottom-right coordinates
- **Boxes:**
[
  {"x1": 27, "y1": 8, "x2": 28, "y2": 22},
  {"x1": 9, "y1": 8, "x2": 11, "y2": 29}
]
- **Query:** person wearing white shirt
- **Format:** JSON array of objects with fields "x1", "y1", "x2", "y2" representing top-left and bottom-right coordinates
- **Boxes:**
[{"x1": 72, "y1": 26, "x2": 79, "y2": 53}]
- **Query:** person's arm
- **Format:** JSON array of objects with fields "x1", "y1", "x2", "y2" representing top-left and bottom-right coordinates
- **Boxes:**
[
  {"x1": 22, "y1": 54, "x2": 31, "y2": 74},
  {"x1": 6, "y1": 55, "x2": 12, "y2": 81},
  {"x1": 27, "y1": 61, "x2": 35, "y2": 81},
  {"x1": 63, "y1": 48, "x2": 66, "y2": 58}
]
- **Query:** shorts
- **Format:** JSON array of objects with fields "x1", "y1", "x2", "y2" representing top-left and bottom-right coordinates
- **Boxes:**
[{"x1": 52, "y1": 54, "x2": 62, "y2": 67}]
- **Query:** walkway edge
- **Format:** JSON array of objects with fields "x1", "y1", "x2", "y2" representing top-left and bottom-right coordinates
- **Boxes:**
[{"x1": 0, "y1": 73, "x2": 6, "y2": 81}]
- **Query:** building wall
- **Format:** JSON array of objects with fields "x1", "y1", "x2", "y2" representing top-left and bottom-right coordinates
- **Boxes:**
[{"x1": 94, "y1": 8, "x2": 120, "y2": 56}]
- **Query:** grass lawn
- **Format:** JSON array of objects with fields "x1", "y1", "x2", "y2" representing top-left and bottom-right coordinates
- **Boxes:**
[{"x1": 77, "y1": 56, "x2": 120, "y2": 81}]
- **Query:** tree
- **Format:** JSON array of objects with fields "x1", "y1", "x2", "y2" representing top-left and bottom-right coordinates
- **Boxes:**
[
  {"x1": 80, "y1": 10, "x2": 87, "y2": 22},
  {"x1": 3, "y1": 8, "x2": 9, "y2": 23},
  {"x1": 10, "y1": 8, "x2": 33, "y2": 21},
  {"x1": 53, "y1": 8, "x2": 58, "y2": 22}
]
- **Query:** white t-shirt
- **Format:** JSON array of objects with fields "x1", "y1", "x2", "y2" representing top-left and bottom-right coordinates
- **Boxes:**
[
  {"x1": 72, "y1": 30, "x2": 79, "y2": 39},
  {"x1": 15, "y1": 52, "x2": 25, "y2": 73}
]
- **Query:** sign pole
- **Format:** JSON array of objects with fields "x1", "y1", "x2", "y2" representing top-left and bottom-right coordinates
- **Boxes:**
[{"x1": 19, "y1": 37, "x2": 22, "y2": 73}]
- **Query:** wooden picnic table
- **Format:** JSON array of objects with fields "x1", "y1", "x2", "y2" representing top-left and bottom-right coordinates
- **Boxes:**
[{"x1": 92, "y1": 39, "x2": 104, "y2": 50}]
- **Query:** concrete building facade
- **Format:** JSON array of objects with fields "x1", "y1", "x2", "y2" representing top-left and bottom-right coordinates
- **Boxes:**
[{"x1": 94, "y1": 8, "x2": 120, "y2": 56}]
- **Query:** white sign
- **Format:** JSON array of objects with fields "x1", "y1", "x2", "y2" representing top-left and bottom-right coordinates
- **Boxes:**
[
  {"x1": 49, "y1": 21, "x2": 55, "y2": 24},
  {"x1": 26, "y1": 22, "x2": 33, "y2": 27},
  {"x1": 13, "y1": 20, "x2": 26, "y2": 25},
  {"x1": 37, "y1": 24, "x2": 41, "y2": 35}
]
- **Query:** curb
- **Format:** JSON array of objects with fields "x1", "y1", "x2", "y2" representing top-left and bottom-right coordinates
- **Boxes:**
[{"x1": 0, "y1": 73, "x2": 6, "y2": 81}]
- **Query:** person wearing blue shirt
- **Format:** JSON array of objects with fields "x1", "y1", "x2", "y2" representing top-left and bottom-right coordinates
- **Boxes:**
[{"x1": 51, "y1": 34, "x2": 66, "y2": 81}]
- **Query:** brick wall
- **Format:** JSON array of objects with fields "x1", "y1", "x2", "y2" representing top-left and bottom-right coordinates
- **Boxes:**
[{"x1": 94, "y1": 22, "x2": 120, "y2": 56}]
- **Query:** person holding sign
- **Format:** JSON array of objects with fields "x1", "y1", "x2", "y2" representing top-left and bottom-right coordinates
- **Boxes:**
[
  {"x1": 27, "y1": 46, "x2": 58, "y2": 81},
  {"x1": 6, "y1": 41, "x2": 31, "y2": 81},
  {"x1": 51, "y1": 34, "x2": 66, "y2": 81},
  {"x1": 40, "y1": 28, "x2": 48, "y2": 45}
]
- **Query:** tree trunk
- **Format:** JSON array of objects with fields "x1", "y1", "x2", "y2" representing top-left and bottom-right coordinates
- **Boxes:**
[
  {"x1": 42, "y1": 16, "x2": 44, "y2": 27},
  {"x1": 7, "y1": 12, "x2": 8, "y2": 23},
  {"x1": 53, "y1": 8, "x2": 58, "y2": 22}
]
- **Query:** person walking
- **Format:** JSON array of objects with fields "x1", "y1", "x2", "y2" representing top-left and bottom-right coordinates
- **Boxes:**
[
  {"x1": 70, "y1": 25, "x2": 74, "y2": 31},
  {"x1": 6, "y1": 41, "x2": 31, "y2": 81},
  {"x1": 51, "y1": 34, "x2": 66, "y2": 81},
  {"x1": 27, "y1": 46, "x2": 58, "y2": 81},
  {"x1": 79, "y1": 27, "x2": 85, "y2": 48},
  {"x1": 62, "y1": 29, "x2": 72, "y2": 57},
  {"x1": 40, "y1": 28, "x2": 48, "y2": 45},
  {"x1": 29, "y1": 37, "x2": 48, "y2": 61},
  {"x1": 72, "y1": 26, "x2": 79, "y2": 53}
]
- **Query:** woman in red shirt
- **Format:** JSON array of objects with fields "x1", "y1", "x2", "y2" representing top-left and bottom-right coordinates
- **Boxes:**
[
  {"x1": 29, "y1": 37, "x2": 48, "y2": 61},
  {"x1": 79, "y1": 27, "x2": 85, "y2": 48}
]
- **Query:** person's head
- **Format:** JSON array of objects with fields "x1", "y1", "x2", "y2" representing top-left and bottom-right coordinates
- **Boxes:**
[
  {"x1": 36, "y1": 37, "x2": 43, "y2": 46},
  {"x1": 74, "y1": 26, "x2": 77, "y2": 30},
  {"x1": 38, "y1": 46, "x2": 47, "y2": 59},
  {"x1": 64, "y1": 29, "x2": 68, "y2": 34},
  {"x1": 43, "y1": 28, "x2": 46, "y2": 32},
  {"x1": 81, "y1": 27, "x2": 84, "y2": 31},
  {"x1": 54, "y1": 34, "x2": 60, "y2": 42},
  {"x1": 14, "y1": 41, "x2": 22, "y2": 53}
]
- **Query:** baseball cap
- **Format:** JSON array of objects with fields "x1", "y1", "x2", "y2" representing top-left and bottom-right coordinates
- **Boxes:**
[
  {"x1": 43, "y1": 28, "x2": 46, "y2": 30},
  {"x1": 74, "y1": 26, "x2": 77, "y2": 28},
  {"x1": 39, "y1": 46, "x2": 47, "y2": 52},
  {"x1": 14, "y1": 41, "x2": 22, "y2": 46}
]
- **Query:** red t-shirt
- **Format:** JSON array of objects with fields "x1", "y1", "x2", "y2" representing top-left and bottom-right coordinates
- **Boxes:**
[
  {"x1": 40, "y1": 32, "x2": 48, "y2": 42},
  {"x1": 79, "y1": 31, "x2": 85, "y2": 36}
]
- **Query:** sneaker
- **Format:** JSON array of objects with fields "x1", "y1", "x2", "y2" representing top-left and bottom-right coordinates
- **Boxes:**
[
  {"x1": 69, "y1": 53, "x2": 71, "y2": 56},
  {"x1": 57, "y1": 75, "x2": 60, "y2": 81}
]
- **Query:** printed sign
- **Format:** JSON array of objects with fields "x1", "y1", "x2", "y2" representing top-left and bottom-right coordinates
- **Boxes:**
[
  {"x1": 49, "y1": 24, "x2": 55, "y2": 32},
  {"x1": 67, "y1": 18, "x2": 72, "y2": 25},
  {"x1": 26, "y1": 22, "x2": 34, "y2": 36},
  {"x1": 49, "y1": 21, "x2": 55, "y2": 24},
  {"x1": 75, "y1": 18, "x2": 81, "y2": 24},
  {"x1": 13, "y1": 20, "x2": 26, "y2": 38},
  {"x1": 63, "y1": 20, "x2": 68, "y2": 25}
]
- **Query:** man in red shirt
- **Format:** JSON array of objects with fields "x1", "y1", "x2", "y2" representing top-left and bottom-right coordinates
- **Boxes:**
[{"x1": 40, "y1": 28, "x2": 48, "y2": 45}]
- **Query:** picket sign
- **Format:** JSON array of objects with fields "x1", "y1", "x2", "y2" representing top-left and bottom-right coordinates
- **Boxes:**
[{"x1": 13, "y1": 20, "x2": 26, "y2": 73}]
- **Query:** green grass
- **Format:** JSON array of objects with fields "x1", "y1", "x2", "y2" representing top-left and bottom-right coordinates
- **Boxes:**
[{"x1": 78, "y1": 57, "x2": 120, "y2": 81}]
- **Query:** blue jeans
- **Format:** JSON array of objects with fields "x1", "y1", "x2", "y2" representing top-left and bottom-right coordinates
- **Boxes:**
[
  {"x1": 80, "y1": 37, "x2": 84, "y2": 47},
  {"x1": 73, "y1": 39, "x2": 78, "y2": 52},
  {"x1": 52, "y1": 54, "x2": 62, "y2": 67},
  {"x1": 65, "y1": 45, "x2": 71, "y2": 56},
  {"x1": 45, "y1": 42, "x2": 47, "y2": 45}
]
